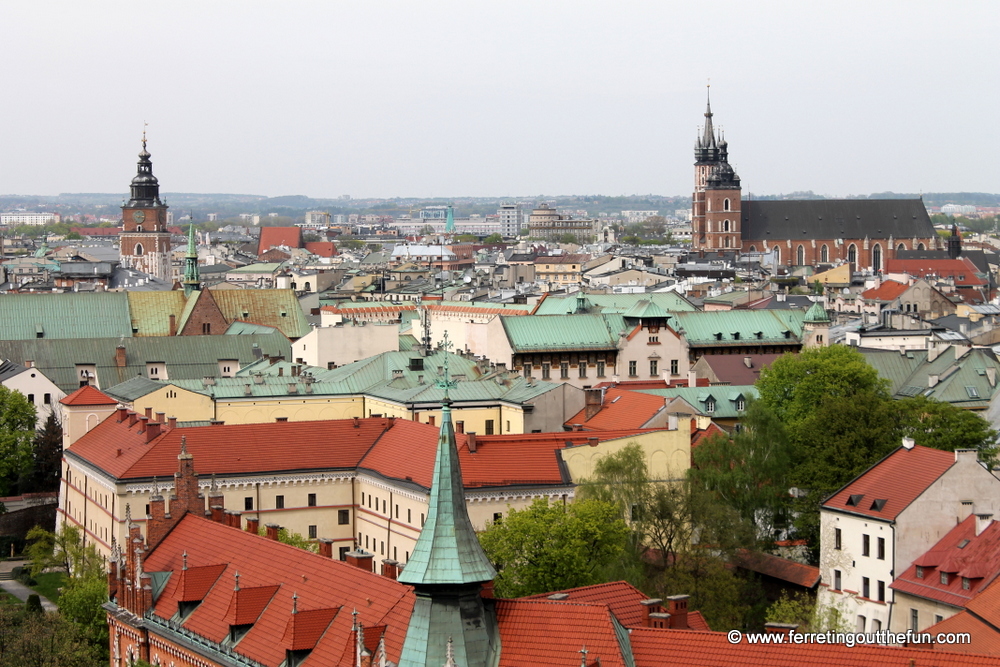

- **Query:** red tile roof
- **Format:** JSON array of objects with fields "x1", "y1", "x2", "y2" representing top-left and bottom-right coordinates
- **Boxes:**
[
  {"x1": 280, "y1": 606, "x2": 340, "y2": 651},
  {"x1": 258, "y1": 227, "x2": 302, "y2": 254},
  {"x1": 60, "y1": 384, "x2": 117, "y2": 406},
  {"x1": 225, "y1": 585, "x2": 280, "y2": 625},
  {"x1": 495, "y1": 599, "x2": 629, "y2": 667},
  {"x1": 145, "y1": 514, "x2": 414, "y2": 667},
  {"x1": 822, "y1": 445, "x2": 956, "y2": 521},
  {"x1": 177, "y1": 563, "x2": 227, "y2": 602},
  {"x1": 886, "y1": 257, "x2": 987, "y2": 287},
  {"x1": 892, "y1": 516, "x2": 1000, "y2": 608},
  {"x1": 734, "y1": 551, "x2": 821, "y2": 589},
  {"x1": 522, "y1": 580, "x2": 653, "y2": 627},
  {"x1": 303, "y1": 241, "x2": 338, "y2": 257},
  {"x1": 691, "y1": 421, "x2": 726, "y2": 449},
  {"x1": 696, "y1": 354, "x2": 783, "y2": 386},
  {"x1": 927, "y1": 606, "x2": 1000, "y2": 655},
  {"x1": 861, "y1": 280, "x2": 910, "y2": 301},
  {"x1": 564, "y1": 388, "x2": 667, "y2": 430},
  {"x1": 629, "y1": 627, "x2": 1000, "y2": 666}
]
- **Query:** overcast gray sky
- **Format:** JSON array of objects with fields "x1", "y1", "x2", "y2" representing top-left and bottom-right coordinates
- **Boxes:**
[{"x1": 2, "y1": 1, "x2": 997, "y2": 199}]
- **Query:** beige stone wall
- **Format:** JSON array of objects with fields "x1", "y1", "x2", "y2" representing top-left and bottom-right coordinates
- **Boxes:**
[
  {"x1": 890, "y1": 591, "x2": 962, "y2": 634},
  {"x1": 562, "y1": 427, "x2": 691, "y2": 484}
]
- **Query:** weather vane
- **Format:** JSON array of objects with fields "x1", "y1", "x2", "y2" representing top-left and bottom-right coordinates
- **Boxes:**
[{"x1": 436, "y1": 331, "x2": 457, "y2": 399}]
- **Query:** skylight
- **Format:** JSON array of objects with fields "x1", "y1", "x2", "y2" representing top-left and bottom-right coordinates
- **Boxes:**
[{"x1": 966, "y1": 386, "x2": 981, "y2": 398}]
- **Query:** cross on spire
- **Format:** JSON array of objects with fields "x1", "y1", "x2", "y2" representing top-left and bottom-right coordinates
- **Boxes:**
[
  {"x1": 436, "y1": 331, "x2": 457, "y2": 400},
  {"x1": 579, "y1": 645, "x2": 589, "y2": 666}
]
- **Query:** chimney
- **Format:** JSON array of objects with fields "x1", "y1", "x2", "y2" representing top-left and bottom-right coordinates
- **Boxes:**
[
  {"x1": 976, "y1": 513, "x2": 994, "y2": 537},
  {"x1": 467, "y1": 432, "x2": 477, "y2": 453},
  {"x1": 345, "y1": 549, "x2": 374, "y2": 572},
  {"x1": 353, "y1": 417, "x2": 360, "y2": 428},
  {"x1": 928, "y1": 374, "x2": 940, "y2": 387},
  {"x1": 648, "y1": 612, "x2": 671, "y2": 629},
  {"x1": 902, "y1": 436, "x2": 915, "y2": 450},
  {"x1": 169, "y1": 313, "x2": 177, "y2": 337},
  {"x1": 145, "y1": 407, "x2": 153, "y2": 419},
  {"x1": 764, "y1": 622, "x2": 799, "y2": 636},
  {"x1": 211, "y1": 505, "x2": 225, "y2": 523},
  {"x1": 588, "y1": 437, "x2": 599, "y2": 447},
  {"x1": 743, "y1": 356, "x2": 753, "y2": 368},
  {"x1": 584, "y1": 388, "x2": 604, "y2": 420},
  {"x1": 145, "y1": 421, "x2": 161, "y2": 442},
  {"x1": 246, "y1": 517, "x2": 259, "y2": 534},
  {"x1": 318, "y1": 538, "x2": 333, "y2": 558},
  {"x1": 640, "y1": 598, "x2": 663, "y2": 627},
  {"x1": 128, "y1": 411, "x2": 139, "y2": 427},
  {"x1": 668, "y1": 413, "x2": 679, "y2": 430},
  {"x1": 265, "y1": 523, "x2": 280, "y2": 541},
  {"x1": 155, "y1": 412, "x2": 165, "y2": 424},
  {"x1": 666, "y1": 594, "x2": 689, "y2": 629},
  {"x1": 137, "y1": 415, "x2": 147, "y2": 434},
  {"x1": 167, "y1": 416, "x2": 177, "y2": 430},
  {"x1": 455, "y1": 421, "x2": 464, "y2": 434},
  {"x1": 381, "y1": 559, "x2": 399, "y2": 580},
  {"x1": 115, "y1": 345, "x2": 126, "y2": 368},
  {"x1": 688, "y1": 370, "x2": 697, "y2": 387},
  {"x1": 116, "y1": 405, "x2": 129, "y2": 422}
]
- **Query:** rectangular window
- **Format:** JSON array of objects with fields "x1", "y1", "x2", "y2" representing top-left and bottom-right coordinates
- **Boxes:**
[
  {"x1": 524, "y1": 364, "x2": 533, "y2": 378},
  {"x1": 560, "y1": 362, "x2": 569, "y2": 379},
  {"x1": 308, "y1": 525, "x2": 317, "y2": 539},
  {"x1": 862, "y1": 534, "x2": 870, "y2": 557},
  {"x1": 428, "y1": 416, "x2": 435, "y2": 426},
  {"x1": 421, "y1": 513, "x2": 425, "y2": 527},
  {"x1": 578, "y1": 363, "x2": 587, "y2": 379},
  {"x1": 27, "y1": 394, "x2": 34, "y2": 404},
  {"x1": 963, "y1": 577, "x2": 971, "y2": 590},
  {"x1": 407, "y1": 508, "x2": 412, "y2": 524},
  {"x1": 275, "y1": 495, "x2": 284, "y2": 509},
  {"x1": 878, "y1": 580, "x2": 885, "y2": 602},
  {"x1": 485, "y1": 419, "x2": 495, "y2": 435},
  {"x1": 935, "y1": 615, "x2": 943, "y2": 625},
  {"x1": 877, "y1": 537, "x2": 885, "y2": 560},
  {"x1": 43, "y1": 393, "x2": 50, "y2": 405},
  {"x1": 916, "y1": 566, "x2": 924, "y2": 579},
  {"x1": 670, "y1": 359, "x2": 678, "y2": 375},
  {"x1": 835, "y1": 528, "x2": 842, "y2": 550},
  {"x1": 862, "y1": 577, "x2": 870, "y2": 599},
  {"x1": 339, "y1": 547, "x2": 350, "y2": 560},
  {"x1": 308, "y1": 493, "x2": 317, "y2": 507},
  {"x1": 202, "y1": 322, "x2": 211, "y2": 335},
  {"x1": 834, "y1": 569, "x2": 842, "y2": 590},
  {"x1": 596, "y1": 361, "x2": 605, "y2": 377},
  {"x1": 395, "y1": 504, "x2": 399, "y2": 519},
  {"x1": 911, "y1": 609, "x2": 919, "y2": 633},
  {"x1": 541, "y1": 363, "x2": 551, "y2": 380},
  {"x1": 649, "y1": 360, "x2": 658, "y2": 376},
  {"x1": 628, "y1": 361, "x2": 637, "y2": 377},
  {"x1": 244, "y1": 497, "x2": 253, "y2": 511},
  {"x1": 940, "y1": 572, "x2": 949, "y2": 585},
  {"x1": 338, "y1": 509, "x2": 349, "y2": 525},
  {"x1": 493, "y1": 512, "x2": 503, "y2": 522}
]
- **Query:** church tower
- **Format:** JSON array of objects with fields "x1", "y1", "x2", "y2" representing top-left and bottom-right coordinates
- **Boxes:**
[
  {"x1": 120, "y1": 135, "x2": 172, "y2": 281},
  {"x1": 182, "y1": 224, "x2": 201, "y2": 296},
  {"x1": 692, "y1": 88, "x2": 742, "y2": 252}
]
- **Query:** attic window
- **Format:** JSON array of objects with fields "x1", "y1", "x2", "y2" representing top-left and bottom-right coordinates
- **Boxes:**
[
  {"x1": 409, "y1": 358, "x2": 424, "y2": 371},
  {"x1": 966, "y1": 386, "x2": 981, "y2": 398},
  {"x1": 957, "y1": 539, "x2": 970, "y2": 549},
  {"x1": 846, "y1": 494, "x2": 864, "y2": 507},
  {"x1": 732, "y1": 332, "x2": 740, "y2": 340},
  {"x1": 714, "y1": 332, "x2": 723, "y2": 341},
  {"x1": 226, "y1": 624, "x2": 253, "y2": 646},
  {"x1": 870, "y1": 498, "x2": 887, "y2": 512},
  {"x1": 704, "y1": 398, "x2": 716, "y2": 413},
  {"x1": 916, "y1": 566, "x2": 924, "y2": 579},
  {"x1": 175, "y1": 600, "x2": 201, "y2": 621}
]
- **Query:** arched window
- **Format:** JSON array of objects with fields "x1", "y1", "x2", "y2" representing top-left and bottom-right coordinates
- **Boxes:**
[
  {"x1": 135, "y1": 225, "x2": 143, "y2": 232},
  {"x1": 847, "y1": 244, "x2": 857, "y2": 264},
  {"x1": 897, "y1": 243, "x2": 905, "y2": 253},
  {"x1": 872, "y1": 244, "x2": 882, "y2": 273},
  {"x1": 797, "y1": 245, "x2": 805, "y2": 266},
  {"x1": 723, "y1": 220, "x2": 730, "y2": 232},
  {"x1": 724, "y1": 237, "x2": 731, "y2": 248},
  {"x1": 724, "y1": 198, "x2": 731, "y2": 211},
  {"x1": 821, "y1": 244, "x2": 829, "y2": 262},
  {"x1": 917, "y1": 243, "x2": 926, "y2": 251},
  {"x1": 135, "y1": 243, "x2": 144, "y2": 256},
  {"x1": 304, "y1": 281, "x2": 311, "y2": 291},
  {"x1": 749, "y1": 245, "x2": 757, "y2": 252},
  {"x1": 773, "y1": 246, "x2": 781, "y2": 265}
]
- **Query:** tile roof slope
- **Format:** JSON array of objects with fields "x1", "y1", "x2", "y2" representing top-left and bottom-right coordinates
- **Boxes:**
[
  {"x1": 501, "y1": 314, "x2": 619, "y2": 352},
  {"x1": 886, "y1": 257, "x2": 987, "y2": 287},
  {"x1": 67, "y1": 415, "x2": 391, "y2": 481},
  {"x1": 629, "y1": 627, "x2": 1000, "y2": 667},
  {"x1": 302, "y1": 241, "x2": 338, "y2": 257},
  {"x1": 281, "y1": 606, "x2": 340, "y2": 651},
  {"x1": 126, "y1": 291, "x2": 188, "y2": 336},
  {"x1": 636, "y1": 386, "x2": 758, "y2": 419},
  {"x1": 59, "y1": 384, "x2": 117, "y2": 406},
  {"x1": 927, "y1": 610, "x2": 1000, "y2": 655},
  {"x1": 532, "y1": 292, "x2": 696, "y2": 315},
  {"x1": 177, "y1": 563, "x2": 227, "y2": 602},
  {"x1": 0, "y1": 332, "x2": 292, "y2": 394},
  {"x1": 697, "y1": 353, "x2": 783, "y2": 385},
  {"x1": 822, "y1": 445, "x2": 956, "y2": 520},
  {"x1": 522, "y1": 580, "x2": 652, "y2": 627},
  {"x1": 211, "y1": 289, "x2": 311, "y2": 339},
  {"x1": 145, "y1": 514, "x2": 414, "y2": 667},
  {"x1": 564, "y1": 388, "x2": 667, "y2": 430},
  {"x1": 861, "y1": 280, "x2": 910, "y2": 301},
  {"x1": 672, "y1": 310, "x2": 805, "y2": 346},
  {"x1": 494, "y1": 599, "x2": 632, "y2": 667},
  {"x1": 734, "y1": 550, "x2": 821, "y2": 589},
  {"x1": 0, "y1": 292, "x2": 133, "y2": 340},
  {"x1": 258, "y1": 226, "x2": 302, "y2": 254},
  {"x1": 741, "y1": 199, "x2": 936, "y2": 241},
  {"x1": 891, "y1": 517, "x2": 1000, "y2": 608}
]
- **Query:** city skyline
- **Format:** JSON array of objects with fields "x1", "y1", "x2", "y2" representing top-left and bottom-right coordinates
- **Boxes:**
[{"x1": 2, "y1": 2, "x2": 997, "y2": 200}]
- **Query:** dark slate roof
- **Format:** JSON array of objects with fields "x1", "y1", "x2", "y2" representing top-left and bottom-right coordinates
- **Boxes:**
[
  {"x1": 742, "y1": 199, "x2": 936, "y2": 241},
  {"x1": 0, "y1": 359, "x2": 27, "y2": 383}
]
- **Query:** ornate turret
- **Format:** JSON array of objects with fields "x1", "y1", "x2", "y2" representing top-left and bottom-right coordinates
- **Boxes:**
[
  {"x1": 695, "y1": 87, "x2": 720, "y2": 164},
  {"x1": 397, "y1": 333, "x2": 498, "y2": 667},
  {"x1": 127, "y1": 136, "x2": 163, "y2": 208},
  {"x1": 120, "y1": 131, "x2": 172, "y2": 281},
  {"x1": 183, "y1": 224, "x2": 201, "y2": 296},
  {"x1": 692, "y1": 87, "x2": 743, "y2": 252}
]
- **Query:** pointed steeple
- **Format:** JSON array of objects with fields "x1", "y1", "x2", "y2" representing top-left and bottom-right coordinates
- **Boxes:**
[
  {"x1": 128, "y1": 133, "x2": 162, "y2": 207},
  {"x1": 702, "y1": 84, "x2": 716, "y2": 150},
  {"x1": 183, "y1": 223, "x2": 201, "y2": 296},
  {"x1": 444, "y1": 205, "x2": 456, "y2": 234}
]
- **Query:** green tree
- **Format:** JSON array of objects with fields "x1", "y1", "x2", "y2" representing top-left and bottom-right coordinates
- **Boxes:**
[
  {"x1": 64, "y1": 231, "x2": 82, "y2": 240},
  {"x1": 0, "y1": 606, "x2": 103, "y2": 667},
  {"x1": 24, "y1": 413, "x2": 62, "y2": 493},
  {"x1": 453, "y1": 234, "x2": 477, "y2": 242},
  {"x1": 58, "y1": 573, "x2": 109, "y2": 648},
  {"x1": 0, "y1": 387, "x2": 36, "y2": 496},
  {"x1": 25, "y1": 525, "x2": 103, "y2": 579},
  {"x1": 689, "y1": 400, "x2": 793, "y2": 542},
  {"x1": 483, "y1": 233, "x2": 504, "y2": 244},
  {"x1": 478, "y1": 498, "x2": 628, "y2": 597},
  {"x1": 557, "y1": 233, "x2": 580, "y2": 245},
  {"x1": 896, "y1": 394, "x2": 998, "y2": 463},
  {"x1": 765, "y1": 591, "x2": 849, "y2": 633},
  {"x1": 258, "y1": 526, "x2": 318, "y2": 552}
]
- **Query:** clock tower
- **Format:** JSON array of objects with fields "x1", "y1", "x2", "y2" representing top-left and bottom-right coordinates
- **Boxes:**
[{"x1": 120, "y1": 136, "x2": 172, "y2": 281}]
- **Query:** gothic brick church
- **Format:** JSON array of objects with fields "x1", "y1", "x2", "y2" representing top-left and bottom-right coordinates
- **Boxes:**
[{"x1": 690, "y1": 92, "x2": 939, "y2": 271}]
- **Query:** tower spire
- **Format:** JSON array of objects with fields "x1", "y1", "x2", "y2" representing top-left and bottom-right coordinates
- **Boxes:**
[
  {"x1": 702, "y1": 83, "x2": 716, "y2": 149},
  {"x1": 183, "y1": 223, "x2": 201, "y2": 296}
]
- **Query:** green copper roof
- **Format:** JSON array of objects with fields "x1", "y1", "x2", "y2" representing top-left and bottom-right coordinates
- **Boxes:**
[
  {"x1": 104, "y1": 376, "x2": 168, "y2": 402},
  {"x1": 398, "y1": 402, "x2": 496, "y2": 586},
  {"x1": 861, "y1": 346, "x2": 1000, "y2": 408},
  {"x1": 533, "y1": 292, "x2": 696, "y2": 315},
  {"x1": 126, "y1": 291, "x2": 188, "y2": 336},
  {"x1": 0, "y1": 292, "x2": 134, "y2": 340},
  {"x1": 622, "y1": 299, "x2": 670, "y2": 320},
  {"x1": 502, "y1": 314, "x2": 619, "y2": 353},
  {"x1": 672, "y1": 310, "x2": 805, "y2": 346},
  {"x1": 803, "y1": 300, "x2": 830, "y2": 323},
  {"x1": 636, "y1": 385, "x2": 758, "y2": 419}
]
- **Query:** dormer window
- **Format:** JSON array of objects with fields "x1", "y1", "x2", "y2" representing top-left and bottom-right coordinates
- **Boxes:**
[
  {"x1": 846, "y1": 494, "x2": 864, "y2": 507},
  {"x1": 705, "y1": 398, "x2": 716, "y2": 413},
  {"x1": 940, "y1": 572, "x2": 949, "y2": 585},
  {"x1": 916, "y1": 566, "x2": 924, "y2": 579}
]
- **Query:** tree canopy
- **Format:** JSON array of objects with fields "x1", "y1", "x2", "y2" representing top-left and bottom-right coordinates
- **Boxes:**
[{"x1": 0, "y1": 387, "x2": 36, "y2": 496}]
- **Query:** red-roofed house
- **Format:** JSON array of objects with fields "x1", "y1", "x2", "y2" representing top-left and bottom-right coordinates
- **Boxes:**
[
  {"x1": 564, "y1": 387, "x2": 672, "y2": 431},
  {"x1": 59, "y1": 384, "x2": 118, "y2": 448},
  {"x1": 890, "y1": 515, "x2": 1000, "y2": 633},
  {"x1": 690, "y1": 353, "x2": 782, "y2": 386},
  {"x1": 303, "y1": 241, "x2": 338, "y2": 258},
  {"x1": 257, "y1": 226, "x2": 302, "y2": 256},
  {"x1": 926, "y1": 572, "x2": 1000, "y2": 655},
  {"x1": 818, "y1": 444, "x2": 1000, "y2": 635},
  {"x1": 886, "y1": 257, "x2": 992, "y2": 304}
]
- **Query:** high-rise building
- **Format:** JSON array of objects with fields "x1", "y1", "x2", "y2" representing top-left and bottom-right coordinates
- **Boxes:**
[{"x1": 498, "y1": 203, "x2": 523, "y2": 237}]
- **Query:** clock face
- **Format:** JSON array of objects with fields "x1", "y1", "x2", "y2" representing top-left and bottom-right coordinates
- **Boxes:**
[{"x1": 132, "y1": 210, "x2": 146, "y2": 224}]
